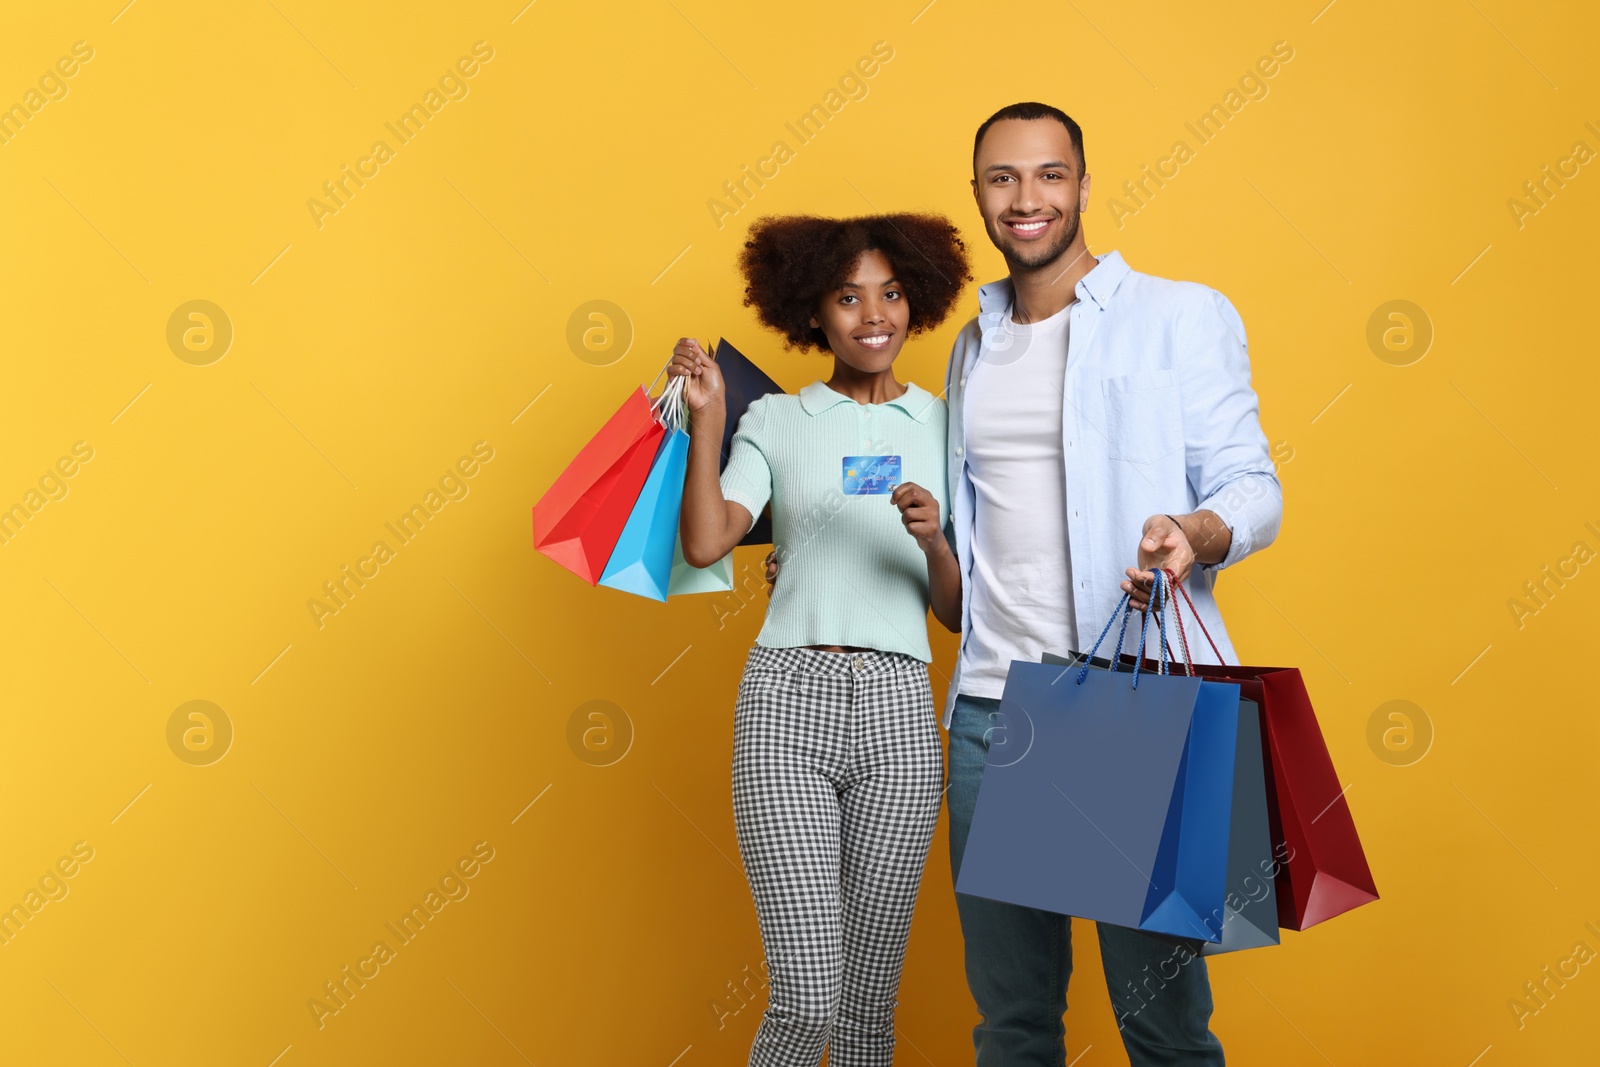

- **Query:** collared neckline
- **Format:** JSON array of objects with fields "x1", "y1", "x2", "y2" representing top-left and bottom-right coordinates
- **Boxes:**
[
  {"x1": 976, "y1": 248, "x2": 1132, "y2": 318},
  {"x1": 798, "y1": 378, "x2": 937, "y2": 423}
]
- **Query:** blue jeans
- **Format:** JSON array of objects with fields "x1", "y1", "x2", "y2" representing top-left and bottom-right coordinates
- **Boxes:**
[{"x1": 947, "y1": 693, "x2": 1226, "y2": 1067}]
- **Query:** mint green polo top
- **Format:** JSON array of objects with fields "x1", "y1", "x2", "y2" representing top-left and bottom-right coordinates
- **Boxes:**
[{"x1": 718, "y1": 378, "x2": 948, "y2": 662}]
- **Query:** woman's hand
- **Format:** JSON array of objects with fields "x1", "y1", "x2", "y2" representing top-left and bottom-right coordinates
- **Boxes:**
[
  {"x1": 666, "y1": 338, "x2": 725, "y2": 414},
  {"x1": 892, "y1": 482, "x2": 950, "y2": 559},
  {"x1": 894, "y1": 482, "x2": 962, "y2": 632}
]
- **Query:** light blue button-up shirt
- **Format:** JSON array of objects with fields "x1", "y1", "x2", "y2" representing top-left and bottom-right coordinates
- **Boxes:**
[{"x1": 940, "y1": 250, "x2": 1283, "y2": 727}]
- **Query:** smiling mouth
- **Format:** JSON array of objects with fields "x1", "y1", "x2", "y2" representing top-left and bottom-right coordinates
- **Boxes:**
[
  {"x1": 1005, "y1": 217, "x2": 1052, "y2": 237},
  {"x1": 855, "y1": 333, "x2": 893, "y2": 349}
]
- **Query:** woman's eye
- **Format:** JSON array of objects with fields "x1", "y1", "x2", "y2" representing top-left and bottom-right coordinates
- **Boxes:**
[{"x1": 840, "y1": 294, "x2": 857, "y2": 304}]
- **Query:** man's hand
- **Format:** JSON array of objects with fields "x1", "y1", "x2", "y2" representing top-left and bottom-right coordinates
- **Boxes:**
[{"x1": 1122, "y1": 513, "x2": 1195, "y2": 612}]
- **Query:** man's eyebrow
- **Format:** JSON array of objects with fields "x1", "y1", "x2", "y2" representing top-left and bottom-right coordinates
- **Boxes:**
[{"x1": 983, "y1": 160, "x2": 1073, "y2": 175}]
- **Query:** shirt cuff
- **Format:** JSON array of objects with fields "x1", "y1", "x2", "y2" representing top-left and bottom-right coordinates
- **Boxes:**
[{"x1": 1199, "y1": 503, "x2": 1248, "y2": 571}]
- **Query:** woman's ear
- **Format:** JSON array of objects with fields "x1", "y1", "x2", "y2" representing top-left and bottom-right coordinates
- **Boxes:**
[{"x1": 808, "y1": 314, "x2": 819, "y2": 328}]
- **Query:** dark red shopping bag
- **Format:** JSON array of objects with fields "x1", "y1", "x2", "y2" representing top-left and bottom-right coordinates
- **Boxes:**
[
  {"x1": 1162, "y1": 579, "x2": 1379, "y2": 930},
  {"x1": 533, "y1": 387, "x2": 666, "y2": 584}
]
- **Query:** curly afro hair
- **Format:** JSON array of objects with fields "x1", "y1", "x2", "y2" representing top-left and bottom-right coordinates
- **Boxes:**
[{"x1": 738, "y1": 213, "x2": 973, "y2": 352}]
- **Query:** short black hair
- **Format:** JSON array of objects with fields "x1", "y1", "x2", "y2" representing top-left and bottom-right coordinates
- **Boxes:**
[{"x1": 973, "y1": 102, "x2": 1085, "y2": 177}]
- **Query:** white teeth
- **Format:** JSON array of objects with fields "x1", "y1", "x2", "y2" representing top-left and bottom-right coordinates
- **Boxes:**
[
  {"x1": 858, "y1": 335, "x2": 889, "y2": 347},
  {"x1": 1013, "y1": 220, "x2": 1048, "y2": 233}
]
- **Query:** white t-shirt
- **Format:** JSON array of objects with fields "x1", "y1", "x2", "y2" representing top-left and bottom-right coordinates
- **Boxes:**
[{"x1": 957, "y1": 298, "x2": 1078, "y2": 697}]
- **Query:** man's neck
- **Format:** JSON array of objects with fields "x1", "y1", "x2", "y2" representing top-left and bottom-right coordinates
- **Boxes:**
[{"x1": 1008, "y1": 241, "x2": 1098, "y2": 324}]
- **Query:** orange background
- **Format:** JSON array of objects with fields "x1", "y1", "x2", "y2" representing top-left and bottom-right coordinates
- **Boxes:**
[{"x1": 0, "y1": 1, "x2": 1595, "y2": 1064}]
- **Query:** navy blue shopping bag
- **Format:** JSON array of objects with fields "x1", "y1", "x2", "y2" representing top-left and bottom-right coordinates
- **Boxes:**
[
  {"x1": 956, "y1": 572, "x2": 1241, "y2": 942},
  {"x1": 710, "y1": 338, "x2": 783, "y2": 547},
  {"x1": 1049, "y1": 645, "x2": 1281, "y2": 955}
]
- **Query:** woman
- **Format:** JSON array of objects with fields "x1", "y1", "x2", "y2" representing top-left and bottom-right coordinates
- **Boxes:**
[{"x1": 672, "y1": 213, "x2": 971, "y2": 1067}]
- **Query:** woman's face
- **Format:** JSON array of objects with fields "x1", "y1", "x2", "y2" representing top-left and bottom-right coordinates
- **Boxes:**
[{"x1": 808, "y1": 248, "x2": 911, "y2": 373}]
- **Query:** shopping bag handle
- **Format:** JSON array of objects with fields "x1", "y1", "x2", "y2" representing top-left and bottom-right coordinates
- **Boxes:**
[
  {"x1": 644, "y1": 353, "x2": 690, "y2": 432},
  {"x1": 1158, "y1": 566, "x2": 1194, "y2": 677},
  {"x1": 1161, "y1": 567, "x2": 1227, "y2": 668},
  {"x1": 1132, "y1": 569, "x2": 1175, "y2": 684},
  {"x1": 1075, "y1": 569, "x2": 1178, "y2": 689},
  {"x1": 645, "y1": 352, "x2": 675, "y2": 397}
]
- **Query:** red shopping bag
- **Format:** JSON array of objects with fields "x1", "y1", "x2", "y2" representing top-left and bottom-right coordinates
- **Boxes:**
[
  {"x1": 1164, "y1": 579, "x2": 1379, "y2": 930},
  {"x1": 533, "y1": 387, "x2": 666, "y2": 584}
]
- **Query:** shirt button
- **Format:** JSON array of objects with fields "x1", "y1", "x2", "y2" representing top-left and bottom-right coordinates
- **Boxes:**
[
  {"x1": 955, "y1": 446, "x2": 964, "y2": 457},
  {"x1": 959, "y1": 376, "x2": 967, "y2": 386}
]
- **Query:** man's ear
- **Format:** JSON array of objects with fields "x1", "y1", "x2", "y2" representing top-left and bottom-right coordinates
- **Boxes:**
[{"x1": 1079, "y1": 171, "x2": 1091, "y2": 212}]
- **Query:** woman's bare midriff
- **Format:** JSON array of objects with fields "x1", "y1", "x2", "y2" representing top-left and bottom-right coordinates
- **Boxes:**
[{"x1": 803, "y1": 644, "x2": 874, "y2": 653}]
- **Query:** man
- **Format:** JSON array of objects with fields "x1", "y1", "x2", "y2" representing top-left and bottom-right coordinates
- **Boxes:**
[{"x1": 940, "y1": 101, "x2": 1283, "y2": 1065}]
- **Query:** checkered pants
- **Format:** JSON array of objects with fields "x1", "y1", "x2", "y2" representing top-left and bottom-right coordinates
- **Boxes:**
[{"x1": 732, "y1": 645, "x2": 946, "y2": 1067}]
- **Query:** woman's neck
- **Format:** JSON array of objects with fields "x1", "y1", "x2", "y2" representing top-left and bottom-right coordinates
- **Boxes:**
[{"x1": 825, "y1": 359, "x2": 907, "y2": 405}]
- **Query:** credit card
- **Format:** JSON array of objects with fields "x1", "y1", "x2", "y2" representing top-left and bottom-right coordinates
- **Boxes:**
[{"x1": 842, "y1": 455, "x2": 901, "y2": 495}]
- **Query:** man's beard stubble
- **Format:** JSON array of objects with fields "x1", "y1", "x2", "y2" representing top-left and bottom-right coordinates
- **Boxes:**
[{"x1": 994, "y1": 206, "x2": 1081, "y2": 275}]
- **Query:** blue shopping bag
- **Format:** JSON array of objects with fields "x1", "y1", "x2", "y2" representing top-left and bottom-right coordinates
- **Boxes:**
[
  {"x1": 956, "y1": 572, "x2": 1241, "y2": 941},
  {"x1": 598, "y1": 428, "x2": 689, "y2": 601},
  {"x1": 1046, "y1": 621, "x2": 1281, "y2": 952},
  {"x1": 597, "y1": 372, "x2": 698, "y2": 601}
]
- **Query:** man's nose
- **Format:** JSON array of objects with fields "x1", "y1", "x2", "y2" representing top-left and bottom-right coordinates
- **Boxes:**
[{"x1": 1014, "y1": 177, "x2": 1045, "y2": 213}]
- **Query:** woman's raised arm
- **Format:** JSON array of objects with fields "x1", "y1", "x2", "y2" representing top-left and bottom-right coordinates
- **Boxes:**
[{"x1": 671, "y1": 338, "x2": 754, "y2": 568}]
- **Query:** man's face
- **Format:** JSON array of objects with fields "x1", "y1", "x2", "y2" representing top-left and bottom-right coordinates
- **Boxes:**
[{"x1": 971, "y1": 118, "x2": 1090, "y2": 272}]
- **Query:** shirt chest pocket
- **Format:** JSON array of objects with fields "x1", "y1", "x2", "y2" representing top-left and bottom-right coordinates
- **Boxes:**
[{"x1": 1098, "y1": 368, "x2": 1183, "y2": 465}]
